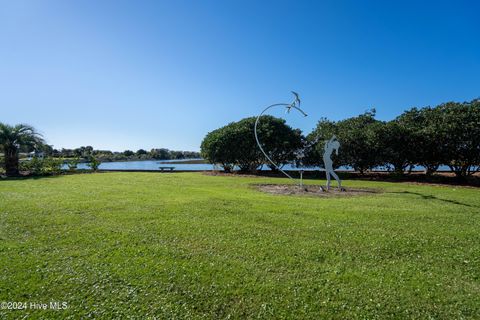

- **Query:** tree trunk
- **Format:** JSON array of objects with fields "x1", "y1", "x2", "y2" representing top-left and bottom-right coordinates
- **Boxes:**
[
  {"x1": 5, "y1": 148, "x2": 20, "y2": 176},
  {"x1": 424, "y1": 164, "x2": 439, "y2": 177},
  {"x1": 393, "y1": 164, "x2": 404, "y2": 175},
  {"x1": 268, "y1": 164, "x2": 279, "y2": 173},
  {"x1": 222, "y1": 163, "x2": 232, "y2": 173},
  {"x1": 449, "y1": 165, "x2": 467, "y2": 180},
  {"x1": 407, "y1": 165, "x2": 414, "y2": 174}
]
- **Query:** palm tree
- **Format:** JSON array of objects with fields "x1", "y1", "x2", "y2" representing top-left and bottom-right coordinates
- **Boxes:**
[{"x1": 0, "y1": 123, "x2": 44, "y2": 176}]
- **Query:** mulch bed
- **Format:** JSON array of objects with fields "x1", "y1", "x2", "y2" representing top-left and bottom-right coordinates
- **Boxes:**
[{"x1": 256, "y1": 184, "x2": 381, "y2": 197}]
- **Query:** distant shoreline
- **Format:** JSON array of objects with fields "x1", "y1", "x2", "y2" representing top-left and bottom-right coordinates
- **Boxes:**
[
  {"x1": 157, "y1": 159, "x2": 207, "y2": 164},
  {"x1": 21, "y1": 157, "x2": 205, "y2": 164}
]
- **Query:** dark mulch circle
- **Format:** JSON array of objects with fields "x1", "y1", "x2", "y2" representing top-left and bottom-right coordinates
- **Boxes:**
[{"x1": 256, "y1": 184, "x2": 382, "y2": 197}]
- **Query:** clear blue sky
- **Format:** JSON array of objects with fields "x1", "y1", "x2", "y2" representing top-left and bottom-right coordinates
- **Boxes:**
[{"x1": 1, "y1": 0, "x2": 479, "y2": 151}]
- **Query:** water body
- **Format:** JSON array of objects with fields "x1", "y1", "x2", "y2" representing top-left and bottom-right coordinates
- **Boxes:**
[
  {"x1": 70, "y1": 159, "x2": 323, "y2": 171},
  {"x1": 70, "y1": 159, "x2": 452, "y2": 172},
  {"x1": 71, "y1": 159, "x2": 212, "y2": 171}
]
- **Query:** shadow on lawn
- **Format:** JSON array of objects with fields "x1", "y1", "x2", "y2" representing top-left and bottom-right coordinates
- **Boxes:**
[
  {"x1": 390, "y1": 190, "x2": 477, "y2": 208},
  {"x1": 0, "y1": 171, "x2": 95, "y2": 181},
  {"x1": 0, "y1": 174, "x2": 64, "y2": 181}
]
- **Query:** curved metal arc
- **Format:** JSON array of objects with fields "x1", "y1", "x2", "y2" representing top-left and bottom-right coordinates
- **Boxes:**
[{"x1": 254, "y1": 101, "x2": 308, "y2": 184}]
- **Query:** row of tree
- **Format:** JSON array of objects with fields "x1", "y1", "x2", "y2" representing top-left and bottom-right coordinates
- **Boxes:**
[
  {"x1": 201, "y1": 99, "x2": 480, "y2": 178},
  {"x1": 38, "y1": 146, "x2": 200, "y2": 161}
]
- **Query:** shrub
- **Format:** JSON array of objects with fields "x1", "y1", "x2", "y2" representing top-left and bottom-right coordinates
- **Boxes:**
[
  {"x1": 67, "y1": 157, "x2": 80, "y2": 171},
  {"x1": 20, "y1": 157, "x2": 64, "y2": 176},
  {"x1": 87, "y1": 156, "x2": 101, "y2": 171}
]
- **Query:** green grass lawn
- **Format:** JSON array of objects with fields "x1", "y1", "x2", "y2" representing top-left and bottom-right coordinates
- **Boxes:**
[{"x1": 1, "y1": 172, "x2": 479, "y2": 319}]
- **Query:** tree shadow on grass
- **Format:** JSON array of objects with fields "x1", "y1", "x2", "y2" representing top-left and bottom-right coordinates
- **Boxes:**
[
  {"x1": 0, "y1": 171, "x2": 95, "y2": 182},
  {"x1": 0, "y1": 175, "x2": 63, "y2": 182},
  {"x1": 390, "y1": 190, "x2": 477, "y2": 208}
]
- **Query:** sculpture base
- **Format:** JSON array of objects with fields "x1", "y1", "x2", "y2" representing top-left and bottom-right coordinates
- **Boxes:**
[{"x1": 256, "y1": 184, "x2": 379, "y2": 197}]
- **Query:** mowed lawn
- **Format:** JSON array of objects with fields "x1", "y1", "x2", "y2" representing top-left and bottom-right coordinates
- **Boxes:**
[{"x1": 0, "y1": 172, "x2": 479, "y2": 319}]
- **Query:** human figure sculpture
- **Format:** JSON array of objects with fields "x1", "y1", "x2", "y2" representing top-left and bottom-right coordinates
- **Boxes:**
[{"x1": 323, "y1": 135, "x2": 342, "y2": 190}]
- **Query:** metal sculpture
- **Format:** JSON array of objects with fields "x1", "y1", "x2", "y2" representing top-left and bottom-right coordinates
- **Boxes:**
[
  {"x1": 323, "y1": 135, "x2": 342, "y2": 190},
  {"x1": 255, "y1": 92, "x2": 344, "y2": 191},
  {"x1": 293, "y1": 135, "x2": 320, "y2": 187},
  {"x1": 254, "y1": 92, "x2": 307, "y2": 183}
]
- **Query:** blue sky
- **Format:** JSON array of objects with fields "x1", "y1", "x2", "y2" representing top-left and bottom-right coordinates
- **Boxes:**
[{"x1": 1, "y1": 0, "x2": 479, "y2": 151}]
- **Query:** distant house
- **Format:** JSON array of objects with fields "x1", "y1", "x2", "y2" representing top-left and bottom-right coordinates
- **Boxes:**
[{"x1": 28, "y1": 151, "x2": 45, "y2": 159}]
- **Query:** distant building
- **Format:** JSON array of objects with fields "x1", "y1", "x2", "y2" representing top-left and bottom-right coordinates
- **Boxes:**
[{"x1": 28, "y1": 151, "x2": 45, "y2": 159}]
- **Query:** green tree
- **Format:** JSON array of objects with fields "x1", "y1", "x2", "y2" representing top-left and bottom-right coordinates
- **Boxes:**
[
  {"x1": 305, "y1": 118, "x2": 341, "y2": 169},
  {"x1": 309, "y1": 110, "x2": 383, "y2": 174},
  {"x1": 84, "y1": 146, "x2": 93, "y2": 156},
  {"x1": 73, "y1": 146, "x2": 93, "y2": 158},
  {"x1": 397, "y1": 107, "x2": 443, "y2": 175},
  {"x1": 43, "y1": 157, "x2": 64, "y2": 175},
  {"x1": 123, "y1": 150, "x2": 135, "y2": 157},
  {"x1": 201, "y1": 116, "x2": 302, "y2": 173},
  {"x1": 183, "y1": 151, "x2": 201, "y2": 159},
  {"x1": 252, "y1": 116, "x2": 303, "y2": 171},
  {"x1": 149, "y1": 148, "x2": 171, "y2": 160},
  {"x1": 377, "y1": 119, "x2": 418, "y2": 175},
  {"x1": 39, "y1": 143, "x2": 54, "y2": 157},
  {"x1": 0, "y1": 123, "x2": 44, "y2": 176},
  {"x1": 170, "y1": 150, "x2": 185, "y2": 159},
  {"x1": 437, "y1": 99, "x2": 480, "y2": 178},
  {"x1": 73, "y1": 147, "x2": 84, "y2": 157},
  {"x1": 200, "y1": 125, "x2": 238, "y2": 172},
  {"x1": 61, "y1": 148, "x2": 74, "y2": 158},
  {"x1": 87, "y1": 155, "x2": 101, "y2": 171},
  {"x1": 67, "y1": 157, "x2": 80, "y2": 171},
  {"x1": 136, "y1": 149, "x2": 148, "y2": 156}
]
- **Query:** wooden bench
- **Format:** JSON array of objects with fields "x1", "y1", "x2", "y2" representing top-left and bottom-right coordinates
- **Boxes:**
[{"x1": 158, "y1": 166, "x2": 175, "y2": 172}]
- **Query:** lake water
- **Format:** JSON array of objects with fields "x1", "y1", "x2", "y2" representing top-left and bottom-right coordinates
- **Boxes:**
[
  {"x1": 71, "y1": 159, "x2": 323, "y2": 171},
  {"x1": 70, "y1": 159, "x2": 452, "y2": 172}
]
